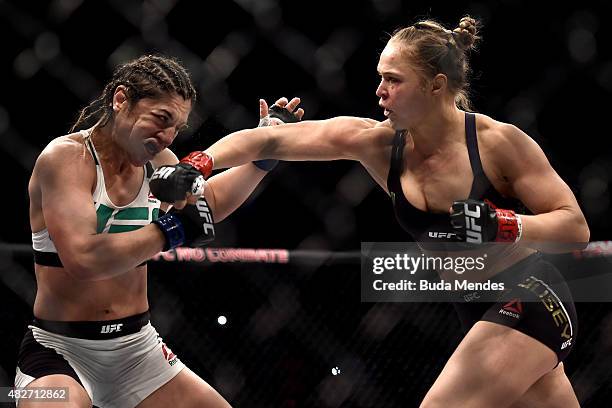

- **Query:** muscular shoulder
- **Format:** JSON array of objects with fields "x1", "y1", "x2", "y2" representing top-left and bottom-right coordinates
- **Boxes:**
[
  {"x1": 365, "y1": 122, "x2": 396, "y2": 146},
  {"x1": 475, "y1": 113, "x2": 549, "y2": 183},
  {"x1": 476, "y1": 114, "x2": 542, "y2": 160},
  {"x1": 34, "y1": 133, "x2": 96, "y2": 186},
  {"x1": 326, "y1": 116, "x2": 380, "y2": 131},
  {"x1": 303, "y1": 116, "x2": 394, "y2": 160},
  {"x1": 331, "y1": 116, "x2": 394, "y2": 141},
  {"x1": 374, "y1": 119, "x2": 395, "y2": 129}
]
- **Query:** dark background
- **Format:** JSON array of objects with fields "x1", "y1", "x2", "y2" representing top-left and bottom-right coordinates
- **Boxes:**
[{"x1": 0, "y1": 1, "x2": 611, "y2": 407}]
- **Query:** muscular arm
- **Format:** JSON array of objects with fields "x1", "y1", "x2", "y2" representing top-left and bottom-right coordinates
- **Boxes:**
[
  {"x1": 205, "y1": 117, "x2": 392, "y2": 170},
  {"x1": 37, "y1": 141, "x2": 166, "y2": 281},
  {"x1": 495, "y1": 125, "x2": 589, "y2": 244}
]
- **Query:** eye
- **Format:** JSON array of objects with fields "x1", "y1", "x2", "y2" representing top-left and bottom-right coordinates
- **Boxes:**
[{"x1": 153, "y1": 113, "x2": 169, "y2": 124}]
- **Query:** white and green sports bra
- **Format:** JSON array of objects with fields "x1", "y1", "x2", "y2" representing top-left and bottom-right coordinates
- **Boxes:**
[{"x1": 32, "y1": 128, "x2": 162, "y2": 267}]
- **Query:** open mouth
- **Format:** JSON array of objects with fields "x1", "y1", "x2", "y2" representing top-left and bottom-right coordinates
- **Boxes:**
[{"x1": 144, "y1": 141, "x2": 161, "y2": 156}]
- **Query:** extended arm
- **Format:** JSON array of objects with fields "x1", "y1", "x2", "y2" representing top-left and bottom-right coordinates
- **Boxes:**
[{"x1": 205, "y1": 116, "x2": 386, "y2": 169}]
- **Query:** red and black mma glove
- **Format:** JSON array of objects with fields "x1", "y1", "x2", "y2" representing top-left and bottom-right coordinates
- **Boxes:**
[
  {"x1": 152, "y1": 196, "x2": 215, "y2": 250},
  {"x1": 253, "y1": 104, "x2": 301, "y2": 171},
  {"x1": 450, "y1": 199, "x2": 522, "y2": 243},
  {"x1": 149, "y1": 150, "x2": 212, "y2": 203}
]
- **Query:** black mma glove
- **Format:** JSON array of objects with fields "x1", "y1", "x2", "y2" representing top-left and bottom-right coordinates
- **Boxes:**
[
  {"x1": 149, "y1": 160, "x2": 208, "y2": 203},
  {"x1": 450, "y1": 199, "x2": 522, "y2": 244},
  {"x1": 253, "y1": 104, "x2": 301, "y2": 171},
  {"x1": 269, "y1": 104, "x2": 301, "y2": 123},
  {"x1": 152, "y1": 196, "x2": 215, "y2": 250}
]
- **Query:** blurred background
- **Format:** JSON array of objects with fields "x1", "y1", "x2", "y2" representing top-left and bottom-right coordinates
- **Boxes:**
[{"x1": 0, "y1": 0, "x2": 611, "y2": 406}]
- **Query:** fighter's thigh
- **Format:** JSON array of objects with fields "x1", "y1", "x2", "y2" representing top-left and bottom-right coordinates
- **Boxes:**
[
  {"x1": 19, "y1": 375, "x2": 91, "y2": 408},
  {"x1": 136, "y1": 367, "x2": 231, "y2": 408},
  {"x1": 510, "y1": 363, "x2": 580, "y2": 408},
  {"x1": 421, "y1": 321, "x2": 558, "y2": 408}
]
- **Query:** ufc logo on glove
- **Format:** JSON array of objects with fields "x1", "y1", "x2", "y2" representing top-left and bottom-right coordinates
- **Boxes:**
[
  {"x1": 196, "y1": 199, "x2": 214, "y2": 234},
  {"x1": 451, "y1": 199, "x2": 522, "y2": 243},
  {"x1": 151, "y1": 166, "x2": 176, "y2": 180},
  {"x1": 463, "y1": 203, "x2": 484, "y2": 243}
]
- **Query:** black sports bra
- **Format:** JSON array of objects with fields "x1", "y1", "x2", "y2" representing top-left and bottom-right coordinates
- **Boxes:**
[{"x1": 387, "y1": 112, "x2": 525, "y2": 243}]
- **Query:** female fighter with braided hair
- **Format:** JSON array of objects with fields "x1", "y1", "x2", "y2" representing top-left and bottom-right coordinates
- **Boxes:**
[
  {"x1": 17, "y1": 54, "x2": 302, "y2": 407},
  {"x1": 160, "y1": 17, "x2": 589, "y2": 407}
]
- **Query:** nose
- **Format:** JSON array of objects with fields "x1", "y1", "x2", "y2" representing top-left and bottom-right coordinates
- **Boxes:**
[
  {"x1": 376, "y1": 79, "x2": 387, "y2": 100},
  {"x1": 157, "y1": 127, "x2": 177, "y2": 147}
]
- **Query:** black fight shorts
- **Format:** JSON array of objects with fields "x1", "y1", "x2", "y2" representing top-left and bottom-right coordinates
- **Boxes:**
[{"x1": 452, "y1": 253, "x2": 577, "y2": 364}]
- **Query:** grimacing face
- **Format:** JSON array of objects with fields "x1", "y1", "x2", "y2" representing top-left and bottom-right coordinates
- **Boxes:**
[
  {"x1": 113, "y1": 91, "x2": 191, "y2": 166},
  {"x1": 376, "y1": 41, "x2": 434, "y2": 130}
]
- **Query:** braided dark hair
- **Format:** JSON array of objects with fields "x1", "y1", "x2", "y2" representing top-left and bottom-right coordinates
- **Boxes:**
[
  {"x1": 390, "y1": 16, "x2": 480, "y2": 111},
  {"x1": 71, "y1": 55, "x2": 196, "y2": 132}
]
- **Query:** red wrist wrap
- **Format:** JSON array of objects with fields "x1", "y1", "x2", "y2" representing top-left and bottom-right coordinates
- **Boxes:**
[
  {"x1": 180, "y1": 151, "x2": 213, "y2": 178},
  {"x1": 495, "y1": 209, "x2": 521, "y2": 242}
]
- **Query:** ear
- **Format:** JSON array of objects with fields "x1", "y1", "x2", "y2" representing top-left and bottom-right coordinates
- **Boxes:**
[
  {"x1": 112, "y1": 85, "x2": 129, "y2": 112},
  {"x1": 431, "y1": 73, "x2": 447, "y2": 96}
]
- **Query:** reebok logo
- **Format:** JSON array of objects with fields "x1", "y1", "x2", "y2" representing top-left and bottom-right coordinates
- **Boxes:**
[
  {"x1": 499, "y1": 299, "x2": 523, "y2": 319},
  {"x1": 161, "y1": 343, "x2": 178, "y2": 366},
  {"x1": 100, "y1": 323, "x2": 123, "y2": 334},
  {"x1": 464, "y1": 203, "x2": 483, "y2": 243},
  {"x1": 503, "y1": 299, "x2": 523, "y2": 314}
]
